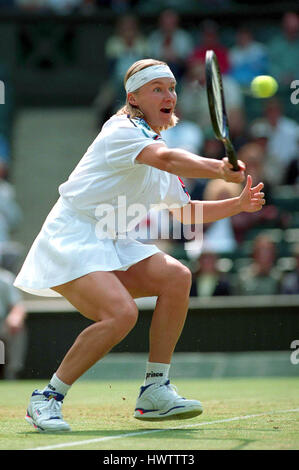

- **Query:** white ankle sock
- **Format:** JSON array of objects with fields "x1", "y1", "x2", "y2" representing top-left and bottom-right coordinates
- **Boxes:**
[
  {"x1": 43, "y1": 373, "x2": 71, "y2": 397},
  {"x1": 144, "y1": 362, "x2": 170, "y2": 386}
]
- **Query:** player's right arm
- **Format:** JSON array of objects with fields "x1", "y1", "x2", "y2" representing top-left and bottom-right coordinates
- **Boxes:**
[{"x1": 136, "y1": 143, "x2": 245, "y2": 184}]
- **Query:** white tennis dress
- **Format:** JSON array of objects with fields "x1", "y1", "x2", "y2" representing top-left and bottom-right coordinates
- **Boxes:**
[{"x1": 14, "y1": 115, "x2": 190, "y2": 297}]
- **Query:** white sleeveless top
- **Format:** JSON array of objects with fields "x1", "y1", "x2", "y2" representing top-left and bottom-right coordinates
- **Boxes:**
[{"x1": 14, "y1": 115, "x2": 190, "y2": 297}]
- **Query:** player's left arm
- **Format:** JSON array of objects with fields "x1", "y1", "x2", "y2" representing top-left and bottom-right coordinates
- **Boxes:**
[{"x1": 171, "y1": 175, "x2": 265, "y2": 224}]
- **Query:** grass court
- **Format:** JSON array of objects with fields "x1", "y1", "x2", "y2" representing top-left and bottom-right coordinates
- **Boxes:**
[{"x1": 0, "y1": 376, "x2": 298, "y2": 451}]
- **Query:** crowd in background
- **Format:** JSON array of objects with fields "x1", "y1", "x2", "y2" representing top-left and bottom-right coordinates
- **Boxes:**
[
  {"x1": 0, "y1": 160, "x2": 26, "y2": 380},
  {"x1": 0, "y1": 0, "x2": 137, "y2": 15},
  {"x1": 0, "y1": 128, "x2": 25, "y2": 381},
  {"x1": 0, "y1": 6, "x2": 299, "y2": 378},
  {"x1": 95, "y1": 10, "x2": 299, "y2": 181},
  {"x1": 93, "y1": 8, "x2": 299, "y2": 299}
]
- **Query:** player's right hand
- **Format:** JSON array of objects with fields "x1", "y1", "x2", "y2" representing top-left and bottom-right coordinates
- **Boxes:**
[{"x1": 220, "y1": 157, "x2": 246, "y2": 183}]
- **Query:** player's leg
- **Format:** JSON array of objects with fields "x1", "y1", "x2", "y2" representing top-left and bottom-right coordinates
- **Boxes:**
[
  {"x1": 114, "y1": 252, "x2": 191, "y2": 364},
  {"x1": 25, "y1": 271, "x2": 138, "y2": 432},
  {"x1": 114, "y1": 252, "x2": 203, "y2": 420},
  {"x1": 52, "y1": 271, "x2": 139, "y2": 385}
]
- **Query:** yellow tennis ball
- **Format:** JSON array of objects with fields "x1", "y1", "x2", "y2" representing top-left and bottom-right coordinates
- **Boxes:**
[{"x1": 250, "y1": 75, "x2": 278, "y2": 98}]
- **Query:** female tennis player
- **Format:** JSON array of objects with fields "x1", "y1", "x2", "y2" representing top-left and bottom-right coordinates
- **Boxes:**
[{"x1": 14, "y1": 58, "x2": 265, "y2": 432}]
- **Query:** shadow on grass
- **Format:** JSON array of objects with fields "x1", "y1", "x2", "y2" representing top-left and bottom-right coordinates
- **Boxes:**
[{"x1": 18, "y1": 427, "x2": 257, "y2": 450}]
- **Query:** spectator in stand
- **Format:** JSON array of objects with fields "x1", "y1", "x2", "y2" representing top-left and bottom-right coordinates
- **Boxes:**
[
  {"x1": 249, "y1": 117, "x2": 293, "y2": 188},
  {"x1": 190, "y1": 249, "x2": 232, "y2": 297},
  {"x1": 237, "y1": 142, "x2": 272, "y2": 196},
  {"x1": 184, "y1": 133, "x2": 226, "y2": 202},
  {"x1": 280, "y1": 243, "x2": 299, "y2": 294},
  {"x1": 148, "y1": 9, "x2": 194, "y2": 81},
  {"x1": 0, "y1": 265, "x2": 27, "y2": 380},
  {"x1": 0, "y1": 161, "x2": 23, "y2": 244},
  {"x1": 179, "y1": 58, "x2": 243, "y2": 134},
  {"x1": 249, "y1": 119, "x2": 271, "y2": 155},
  {"x1": 248, "y1": 118, "x2": 278, "y2": 183},
  {"x1": 235, "y1": 233, "x2": 281, "y2": 295},
  {"x1": 228, "y1": 107, "x2": 250, "y2": 152},
  {"x1": 201, "y1": 179, "x2": 241, "y2": 254},
  {"x1": 268, "y1": 12, "x2": 299, "y2": 89},
  {"x1": 94, "y1": 14, "x2": 148, "y2": 126},
  {"x1": 0, "y1": 64, "x2": 14, "y2": 170},
  {"x1": 105, "y1": 15, "x2": 148, "y2": 88},
  {"x1": 262, "y1": 98, "x2": 299, "y2": 185},
  {"x1": 188, "y1": 20, "x2": 230, "y2": 75},
  {"x1": 284, "y1": 150, "x2": 299, "y2": 187},
  {"x1": 185, "y1": 177, "x2": 242, "y2": 260},
  {"x1": 229, "y1": 25, "x2": 269, "y2": 89},
  {"x1": 231, "y1": 142, "x2": 279, "y2": 244},
  {"x1": 0, "y1": 161, "x2": 24, "y2": 275},
  {"x1": 202, "y1": 133, "x2": 225, "y2": 160}
]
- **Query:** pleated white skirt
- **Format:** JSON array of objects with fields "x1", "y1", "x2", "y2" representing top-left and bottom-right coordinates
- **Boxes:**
[{"x1": 14, "y1": 197, "x2": 161, "y2": 297}]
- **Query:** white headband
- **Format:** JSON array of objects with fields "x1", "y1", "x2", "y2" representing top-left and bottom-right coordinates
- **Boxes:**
[{"x1": 125, "y1": 64, "x2": 175, "y2": 93}]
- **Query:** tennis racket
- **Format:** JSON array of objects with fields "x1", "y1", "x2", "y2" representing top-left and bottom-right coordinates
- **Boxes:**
[{"x1": 205, "y1": 50, "x2": 239, "y2": 171}]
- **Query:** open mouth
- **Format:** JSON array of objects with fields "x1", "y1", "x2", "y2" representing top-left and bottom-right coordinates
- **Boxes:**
[{"x1": 160, "y1": 108, "x2": 172, "y2": 114}]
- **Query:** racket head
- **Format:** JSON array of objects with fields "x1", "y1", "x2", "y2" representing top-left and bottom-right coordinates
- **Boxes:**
[
  {"x1": 205, "y1": 50, "x2": 239, "y2": 170},
  {"x1": 205, "y1": 49, "x2": 229, "y2": 140}
]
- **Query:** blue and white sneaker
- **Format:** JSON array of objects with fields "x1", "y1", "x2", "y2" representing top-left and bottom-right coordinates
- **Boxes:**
[
  {"x1": 134, "y1": 380, "x2": 203, "y2": 421},
  {"x1": 25, "y1": 390, "x2": 71, "y2": 432}
]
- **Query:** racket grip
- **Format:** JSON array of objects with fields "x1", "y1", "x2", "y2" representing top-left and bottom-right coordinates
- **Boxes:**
[{"x1": 225, "y1": 141, "x2": 239, "y2": 171}]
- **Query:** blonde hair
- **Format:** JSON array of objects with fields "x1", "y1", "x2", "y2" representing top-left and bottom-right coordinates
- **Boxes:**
[{"x1": 116, "y1": 58, "x2": 178, "y2": 132}]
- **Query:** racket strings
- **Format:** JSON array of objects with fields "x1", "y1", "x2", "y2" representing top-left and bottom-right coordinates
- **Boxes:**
[{"x1": 211, "y1": 63, "x2": 224, "y2": 132}]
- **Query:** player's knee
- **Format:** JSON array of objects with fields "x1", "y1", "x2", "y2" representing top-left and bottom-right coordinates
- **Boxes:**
[
  {"x1": 181, "y1": 264, "x2": 192, "y2": 284},
  {"x1": 170, "y1": 263, "x2": 192, "y2": 293},
  {"x1": 113, "y1": 301, "x2": 139, "y2": 336},
  {"x1": 121, "y1": 301, "x2": 139, "y2": 327}
]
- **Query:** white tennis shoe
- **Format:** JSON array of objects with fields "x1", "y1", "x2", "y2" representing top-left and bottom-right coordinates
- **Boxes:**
[
  {"x1": 134, "y1": 380, "x2": 203, "y2": 421},
  {"x1": 25, "y1": 390, "x2": 70, "y2": 432}
]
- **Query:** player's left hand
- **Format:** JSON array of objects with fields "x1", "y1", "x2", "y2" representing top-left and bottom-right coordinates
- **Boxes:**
[
  {"x1": 239, "y1": 174, "x2": 265, "y2": 213},
  {"x1": 220, "y1": 157, "x2": 246, "y2": 183}
]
